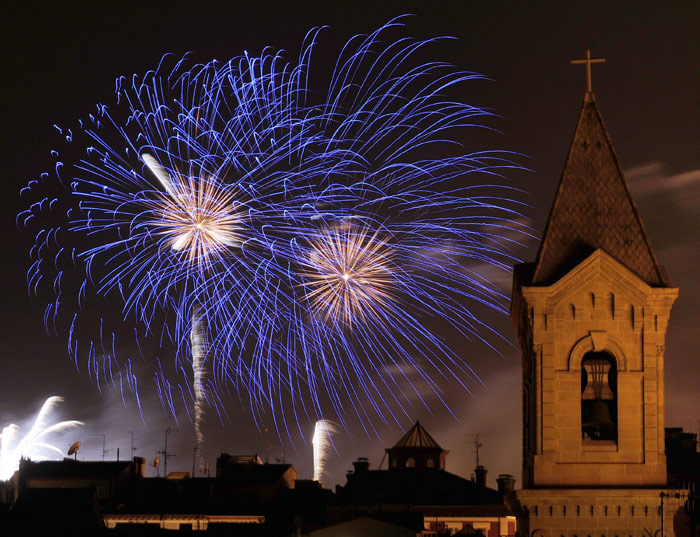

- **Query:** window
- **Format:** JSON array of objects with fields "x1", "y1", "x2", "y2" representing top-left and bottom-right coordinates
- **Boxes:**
[{"x1": 406, "y1": 458, "x2": 415, "y2": 468}]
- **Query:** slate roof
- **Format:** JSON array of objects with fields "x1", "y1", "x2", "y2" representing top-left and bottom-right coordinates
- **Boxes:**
[
  {"x1": 391, "y1": 421, "x2": 442, "y2": 450},
  {"x1": 531, "y1": 92, "x2": 669, "y2": 287}
]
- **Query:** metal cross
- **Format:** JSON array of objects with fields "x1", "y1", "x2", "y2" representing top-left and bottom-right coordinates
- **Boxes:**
[{"x1": 571, "y1": 50, "x2": 606, "y2": 93}]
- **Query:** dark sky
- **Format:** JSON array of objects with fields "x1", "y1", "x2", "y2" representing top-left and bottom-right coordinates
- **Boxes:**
[{"x1": 1, "y1": 1, "x2": 698, "y2": 487}]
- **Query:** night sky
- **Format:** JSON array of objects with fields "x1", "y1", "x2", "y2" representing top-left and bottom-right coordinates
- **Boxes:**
[{"x1": 1, "y1": 1, "x2": 699, "y2": 487}]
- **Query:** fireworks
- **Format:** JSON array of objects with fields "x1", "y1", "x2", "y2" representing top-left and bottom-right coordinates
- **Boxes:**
[
  {"x1": 0, "y1": 397, "x2": 83, "y2": 480},
  {"x1": 312, "y1": 420, "x2": 337, "y2": 485},
  {"x1": 142, "y1": 153, "x2": 241, "y2": 266},
  {"x1": 301, "y1": 226, "x2": 395, "y2": 325},
  {"x1": 21, "y1": 17, "x2": 528, "y2": 434}
]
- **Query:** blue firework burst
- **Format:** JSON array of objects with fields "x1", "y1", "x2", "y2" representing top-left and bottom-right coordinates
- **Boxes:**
[{"x1": 21, "y1": 18, "x2": 529, "y2": 434}]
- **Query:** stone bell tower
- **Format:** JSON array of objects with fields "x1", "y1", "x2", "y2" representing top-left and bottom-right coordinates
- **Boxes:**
[{"x1": 510, "y1": 52, "x2": 683, "y2": 535}]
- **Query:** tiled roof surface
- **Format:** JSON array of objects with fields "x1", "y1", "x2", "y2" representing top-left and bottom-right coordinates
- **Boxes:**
[
  {"x1": 532, "y1": 93, "x2": 667, "y2": 287},
  {"x1": 392, "y1": 421, "x2": 442, "y2": 449}
]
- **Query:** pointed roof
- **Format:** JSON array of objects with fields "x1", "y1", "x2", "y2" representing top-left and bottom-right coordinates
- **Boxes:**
[
  {"x1": 532, "y1": 92, "x2": 669, "y2": 287},
  {"x1": 391, "y1": 421, "x2": 442, "y2": 449}
]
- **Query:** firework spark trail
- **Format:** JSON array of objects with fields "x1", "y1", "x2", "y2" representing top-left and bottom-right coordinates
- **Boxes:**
[
  {"x1": 21, "y1": 17, "x2": 531, "y2": 436},
  {"x1": 312, "y1": 420, "x2": 337, "y2": 485},
  {"x1": 0, "y1": 397, "x2": 83, "y2": 480},
  {"x1": 191, "y1": 307, "x2": 206, "y2": 475}
]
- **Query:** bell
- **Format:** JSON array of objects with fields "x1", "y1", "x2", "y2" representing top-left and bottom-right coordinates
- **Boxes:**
[
  {"x1": 582, "y1": 359, "x2": 614, "y2": 400},
  {"x1": 583, "y1": 400, "x2": 615, "y2": 440},
  {"x1": 587, "y1": 400, "x2": 614, "y2": 427}
]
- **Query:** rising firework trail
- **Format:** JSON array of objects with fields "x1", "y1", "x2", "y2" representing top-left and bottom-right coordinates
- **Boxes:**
[
  {"x1": 142, "y1": 150, "x2": 235, "y2": 471},
  {"x1": 0, "y1": 397, "x2": 83, "y2": 480},
  {"x1": 312, "y1": 420, "x2": 337, "y2": 485},
  {"x1": 21, "y1": 17, "x2": 530, "y2": 437},
  {"x1": 190, "y1": 307, "x2": 206, "y2": 475}
]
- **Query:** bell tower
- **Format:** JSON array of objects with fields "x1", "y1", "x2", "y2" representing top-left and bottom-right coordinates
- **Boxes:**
[
  {"x1": 512, "y1": 52, "x2": 678, "y2": 490},
  {"x1": 508, "y1": 51, "x2": 687, "y2": 537}
]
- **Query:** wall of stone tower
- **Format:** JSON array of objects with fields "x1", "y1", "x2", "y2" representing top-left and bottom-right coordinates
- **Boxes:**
[
  {"x1": 512, "y1": 250, "x2": 678, "y2": 488},
  {"x1": 511, "y1": 488, "x2": 686, "y2": 537}
]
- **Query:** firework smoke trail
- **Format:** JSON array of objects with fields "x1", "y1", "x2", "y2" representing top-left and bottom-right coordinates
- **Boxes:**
[
  {"x1": 0, "y1": 397, "x2": 83, "y2": 480},
  {"x1": 21, "y1": 17, "x2": 531, "y2": 436},
  {"x1": 312, "y1": 420, "x2": 336, "y2": 485},
  {"x1": 191, "y1": 308, "x2": 206, "y2": 475}
]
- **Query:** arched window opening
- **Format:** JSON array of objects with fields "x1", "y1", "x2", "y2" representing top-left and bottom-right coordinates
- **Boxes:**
[
  {"x1": 406, "y1": 457, "x2": 415, "y2": 468},
  {"x1": 581, "y1": 351, "x2": 617, "y2": 441},
  {"x1": 426, "y1": 458, "x2": 435, "y2": 468}
]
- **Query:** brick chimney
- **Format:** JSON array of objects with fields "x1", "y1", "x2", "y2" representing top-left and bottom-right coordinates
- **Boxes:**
[{"x1": 474, "y1": 465, "x2": 487, "y2": 487}]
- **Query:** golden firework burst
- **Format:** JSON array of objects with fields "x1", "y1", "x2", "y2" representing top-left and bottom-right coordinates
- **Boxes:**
[
  {"x1": 301, "y1": 225, "x2": 395, "y2": 324},
  {"x1": 144, "y1": 153, "x2": 239, "y2": 267}
]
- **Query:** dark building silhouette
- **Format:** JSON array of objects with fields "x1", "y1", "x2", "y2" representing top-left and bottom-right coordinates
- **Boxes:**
[
  {"x1": 333, "y1": 421, "x2": 516, "y2": 536},
  {"x1": 666, "y1": 427, "x2": 700, "y2": 535},
  {"x1": 386, "y1": 420, "x2": 448, "y2": 471},
  {"x1": 6, "y1": 487, "x2": 105, "y2": 536},
  {"x1": 0, "y1": 423, "x2": 515, "y2": 536}
]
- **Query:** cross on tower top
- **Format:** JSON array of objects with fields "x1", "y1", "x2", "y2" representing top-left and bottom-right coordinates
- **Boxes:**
[{"x1": 571, "y1": 50, "x2": 606, "y2": 93}]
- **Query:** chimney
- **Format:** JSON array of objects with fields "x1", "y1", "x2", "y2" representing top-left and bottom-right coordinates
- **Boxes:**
[
  {"x1": 497, "y1": 474, "x2": 516, "y2": 501},
  {"x1": 474, "y1": 465, "x2": 487, "y2": 487},
  {"x1": 352, "y1": 457, "x2": 370, "y2": 474},
  {"x1": 132, "y1": 456, "x2": 146, "y2": 478}
]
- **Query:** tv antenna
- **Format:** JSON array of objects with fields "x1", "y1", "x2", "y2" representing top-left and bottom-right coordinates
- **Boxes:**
[
  {"x1": 467, "y1": 433, "x2": 484, "y2": 468},
  {"x1": 157, "y1": 427, "x2": 177, "y2": 476},
  {"x1": 127, "y1": 430, "x2": 137, "y2": 457},
  {"x1": 67, "y1": 441, "x2": 81, "y2": 461},
  {"x1": 89, "y1": 433, "x2": 112, "y2": 461}
]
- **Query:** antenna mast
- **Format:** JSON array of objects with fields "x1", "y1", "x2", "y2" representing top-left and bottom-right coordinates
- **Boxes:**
[
  {"x1": 128, "y1": 430, "x2": 137, "y2": 458},
  {"x1": 158, "y1": 427, "x2": 176, "y2": 476},
  {"x1": 467, "y1": 433, "x2": 483, "y2": 467},
  {"x1": 89, "y1": 433, "x2": 110, "y2": 461}
]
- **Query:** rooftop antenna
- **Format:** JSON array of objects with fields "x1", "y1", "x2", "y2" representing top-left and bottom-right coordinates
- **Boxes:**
[
  {"x1": 89, "y1": 433, "x2": 111, "y2": 461},
  {"x1": 467, "y1": 433, "x2": 483, "y2": 468},
  {"x1": 158, "y1": 427, "x2": 177, "y2": 476},
  {"x1": 127, "y1": 430, "x2": 137, "y2": 457},
  {"x1": 67, "y1": 441, "x2": 81, "y2": 461}
]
